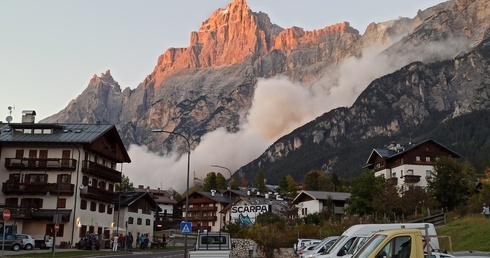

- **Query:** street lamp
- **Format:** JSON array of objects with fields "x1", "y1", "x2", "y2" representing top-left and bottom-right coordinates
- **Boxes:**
[
  {"x1": 46, "y1": 182, "x2": 60, "y2": 258},
  {"x1": 210, "y1": 165, "x2": 232, "y2": 226},
  {"x1": 151, "y1": 129, "x2": 190, "y2": 257}
]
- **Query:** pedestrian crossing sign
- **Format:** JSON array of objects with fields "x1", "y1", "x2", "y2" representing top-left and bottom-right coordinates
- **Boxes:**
[{"x1": 180, "y1": 221, "x2": 192, "y2": 235}]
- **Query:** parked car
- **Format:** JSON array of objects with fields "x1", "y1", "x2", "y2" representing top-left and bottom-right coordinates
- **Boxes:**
[
  {"x1": 300, "y1": 236, "x2": 339, "y2": 258},
  {"x1": 15, "y1": 234, "x2": 35, "y2": 250},
  {"x1": 0, "y1": 234, "x2": 23, "y2": 251},
  {"x1": 294, "y1": 239, "x2": 321, "y2": 255}
]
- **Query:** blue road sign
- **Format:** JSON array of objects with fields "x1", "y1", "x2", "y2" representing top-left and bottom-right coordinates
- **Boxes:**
[{"x1": 180, "y1": 221, "x2": 192, "y2": 235}]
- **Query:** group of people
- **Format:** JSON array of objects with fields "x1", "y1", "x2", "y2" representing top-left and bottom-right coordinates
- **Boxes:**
[
  {"x1": 111, "y1": 232, "x2": 154, "y2": 251},
  {"x1": 111, "y1": 232, "x2": 134, "y2": 251}
]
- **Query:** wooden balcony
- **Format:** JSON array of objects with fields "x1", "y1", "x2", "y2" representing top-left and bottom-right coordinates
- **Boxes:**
[
  {"x1": 186, "y1": 206, "x2": 218, "y2": 212},
  {"x1": 386, "y1": 177, "x2": 398, "y2": 186},
  {"x1": 81, "y1": 160, "x2": 121, "y2": 182},
  {"x1": 2, "y1": 182, "x2": 75, "y2": 196},
  {"x1": 5, "y1": 158, "x2": 76, "y2": 171},
  {"x1": 80, "y1": 185, "x2": 117, "y2": 203},
  {"x1": 403, "y1": 175, "x2": 421, "y2": 184},
  {"x1": 188, "y1": 216, "x2": 217, "y2": 222}
]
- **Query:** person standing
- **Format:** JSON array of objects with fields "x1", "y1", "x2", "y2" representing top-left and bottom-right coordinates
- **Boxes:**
[
  {"x1": 112, "y1": 235, "x2": 118, "y2": 251},
  {"x1": 126, "y1": 232, "x2": 134, "y2": 251},
  {"x1": 483, "y1": 204, "x2": 490, "y2": 219}
]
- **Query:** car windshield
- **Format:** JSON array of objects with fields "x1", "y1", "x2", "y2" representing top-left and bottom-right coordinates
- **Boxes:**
[
  {"x1": 325, "y1": 235, "x2": 346, "y2": 254},
  {"x1": 353, "y1": 234, "x2": 387, "y2": 258}
]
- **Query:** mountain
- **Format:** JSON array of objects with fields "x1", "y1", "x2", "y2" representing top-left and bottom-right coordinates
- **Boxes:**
[{"x1": 42, "y1": 0, "x2": 490, "y2": 184}]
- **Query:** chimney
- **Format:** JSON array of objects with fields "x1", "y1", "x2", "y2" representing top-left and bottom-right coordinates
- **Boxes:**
[
  {"x1": 265, "y1": 193, "x2": 269, "y2": 199},
  {"x1": 21, "y1": 110, "x2": 36, "y2": 123},
  {"x1": 211, "y1": 189, "x2": 216, "y2": 196},
  {"x1": 247, "y1": 190, "x2": 250, "y2": 196},
  {"x1": 138, "y1": 185, "x2": 144, "y2": 189}
]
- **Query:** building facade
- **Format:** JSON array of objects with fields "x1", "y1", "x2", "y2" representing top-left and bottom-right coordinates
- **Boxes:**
[
  {"x1": 0, "y1": 112, "x2": 130, "y2": 247},
  {"x1": 292, "y1": 190, "x2": 351, "y2": 217},
  {"x1": 114, "y1": 192, "x2": 160, "y2": 242},
  {"x1": 179, "y1": 191, "x2": 230, "y2": 232},
  {"x1": 364, "y1": 139, "x2": 460, "y2": 189}
]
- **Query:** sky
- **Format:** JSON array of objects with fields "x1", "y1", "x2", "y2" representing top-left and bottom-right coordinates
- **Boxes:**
[
  {"x1": 0, "y1": 0, "x2": 448, "y2": 191},
  {"x1": 0, "y1": 0, "x2": 447, "y2": 122}
]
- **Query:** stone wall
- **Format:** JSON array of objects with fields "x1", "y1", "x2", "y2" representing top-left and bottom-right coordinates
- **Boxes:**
[{"x1": 231, "y1": 238, "x2": 295, "y2": 258}]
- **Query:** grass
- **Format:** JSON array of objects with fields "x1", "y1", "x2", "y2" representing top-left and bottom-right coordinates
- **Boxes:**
[
  {"x1": 437, "y1": 214, "x2": 490, "y2": 252},
  {"x1": 4, "y1": 246, "x2": 185, "y2": 258}
]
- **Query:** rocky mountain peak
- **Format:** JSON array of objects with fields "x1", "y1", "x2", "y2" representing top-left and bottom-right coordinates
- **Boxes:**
[{"x1": 151, "y1": 0, "x2": 280, "y2": 88}]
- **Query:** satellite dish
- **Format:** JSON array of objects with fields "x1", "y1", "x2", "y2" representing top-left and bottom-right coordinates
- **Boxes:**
[{"x1": 6, "y1": 116, "x2": 12, "y2": 123}]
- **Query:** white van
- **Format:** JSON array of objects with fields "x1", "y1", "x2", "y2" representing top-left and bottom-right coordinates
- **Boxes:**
[
  {"x1": 300, "y1": 236, "x2": 338, "y2": 258},
  {"x1": 294, "y1": 238, "x2": 322, "y2": 255},
  {"x1": 316, "y1": 223, "x2": 439, "y2": 258}
]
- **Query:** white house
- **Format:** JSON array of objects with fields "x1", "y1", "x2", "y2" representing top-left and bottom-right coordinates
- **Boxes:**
[
  {"x1": 364, "y1": 139, "x2": 460, "y2": 190},
  {"x1": 292, "y1": 190, "x2": 351, "y2": 218}
]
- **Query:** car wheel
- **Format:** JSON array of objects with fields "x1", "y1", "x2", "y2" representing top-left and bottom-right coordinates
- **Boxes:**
[
  {"x1": 25, "y1": 243, "x2": 33, "y2": 250},
  {"x1": 13, "y1": 244, "x2": 21, "y2": 251}
]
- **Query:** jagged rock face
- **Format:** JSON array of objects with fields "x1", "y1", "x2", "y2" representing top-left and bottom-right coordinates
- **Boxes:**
[
  {"x1": 237, "y1": 35, "x2": 490, "y2": 183},
  {"x1": 43, "y1": 0, "x2": 490, "y2": 182}
]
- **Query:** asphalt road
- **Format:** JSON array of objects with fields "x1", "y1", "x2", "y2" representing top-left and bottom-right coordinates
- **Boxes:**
[{"x1": 1, "y1": 249, "x2": 187, "y2": 258}]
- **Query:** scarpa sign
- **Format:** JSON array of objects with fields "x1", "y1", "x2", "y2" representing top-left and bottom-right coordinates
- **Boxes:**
[{"x1": 230, "y1": 204, "x2": 270, "y2": 226}]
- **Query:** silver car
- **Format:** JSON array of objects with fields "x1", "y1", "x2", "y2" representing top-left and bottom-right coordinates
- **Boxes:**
[{"x1": 15, "y1": 234, "x2": 35, "y2": 250}]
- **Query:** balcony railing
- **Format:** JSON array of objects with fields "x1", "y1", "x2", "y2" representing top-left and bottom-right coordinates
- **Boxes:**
[
  {"x1": 403, "y1": 175, "x2": 421, "y2": 184},
  {"x1": 2, "y1": 182, "x2": 75, "y2": 195},
  {"x1": 186, "y1": 206, "x2": 218, "y2": 212},
  {"x1": 81, "y1": 160, "x2": 121, "y2": 182},
  {"x1": 80, "y1": 185, "x2": 117, "y2": 203},
  {"x1": 5, "y1": 158, "x2": 76, "y2": 171},
  {"x1": 187, "y1": 216, "x2": 217, "y2": 222}
]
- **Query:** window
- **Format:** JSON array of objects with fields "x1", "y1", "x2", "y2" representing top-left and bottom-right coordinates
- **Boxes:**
[
  {"x1": 80, "y1": 200, "x2": 87, "y2": 210},
  {"x1": 58, "y1": 174, "x2": 71, "y2": 184},
  {"x1": 108, "y1": 184, "x2": 114, "y2": 192},
  {"x1": 146, "y1": 219, "x2": 151, "y2": 226},
  {"x1": 416, "y1": 156, "x2": 420, "y2": 161},
  {"x1": 21, "y1": 198, "x2": 43, "y2": 209},
  {"x1": 392, "y1": 172, "x2": 396, "y2": 178},
  {"x1": 137, "y1": 218, "x2": 142, "y2": 225},
  {"x1": 400, "y1": 170, "x2": 404, "y2": 178},
  {"x1": 426, "y1": 156, "x2": 431, "y2": 162},
  {"x1": 376, "y1": 162, "x2": 381, "y2": 168},
  {"x1": 407, "y1": 169, "x2": 414, "y2": 175},
  {"x1": 79, "y1": 225, "x2": 87, "y2": 237},
  {"x1": 108, "y1": 206, "x2": 113, "y2": 215},
  {"x1": 90, "y1": 202, "x2": 97, "y2": 211},
  {"x1": 128, "y1": 217, "x2": 134, "y2": 224},
  {"x1": 26, "y1": 174, "x2": 47, "y2": 184},
  {"x1": 58, "y1": 198, "x2": 66, "y2": 209},
  {"x1": 82, "y1": 176, "x2": 89, "y2": 186},
  {"x1": 426, "y1": 170, "x2": 432, "y2": 178},
  {"x1": 91, "y1": 178, "x2": 98, "y2": 188},
  {"x1": 99, "y1": 203, "x2": 106, "y2": 213}
]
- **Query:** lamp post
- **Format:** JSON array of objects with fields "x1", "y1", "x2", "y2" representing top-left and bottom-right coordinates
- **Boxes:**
[
  {"x1": 151, "y1": 129, "x2": 190, "y2": 257},
  {"x1": 210, "y1": 165, "x2": 232, "y2": 226},
  {"x1": 46, "y1": 182, "x2": 60, "y2": 258}
]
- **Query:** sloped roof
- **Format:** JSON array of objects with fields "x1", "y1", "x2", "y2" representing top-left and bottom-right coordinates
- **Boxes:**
[
  {"x1": 0, "y1": 122, "x2": 130, "y2": 162},
  {"x1": 292, "y1": 190, "x2": 351, "y2": 204},
  {"x1": 364, "y1": 139, "x2": 460, "y2": 167},
  {"x1": 118, "y1": 191, "x2": 161, "y2": 211},
  {"x1": 221, "y1": 195, "x2": 289, "y2": 214}
]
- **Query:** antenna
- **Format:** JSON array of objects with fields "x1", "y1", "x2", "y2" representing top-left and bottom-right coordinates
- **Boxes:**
[{"x1": 6, "y1": 106, "x2": 14, "y2": 124}]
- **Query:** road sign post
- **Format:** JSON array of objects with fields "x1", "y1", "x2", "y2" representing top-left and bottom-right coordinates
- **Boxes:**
[
  {"x1": 2, "y1": 209, "x2": 10, "y2": 221},
  {"x1": 54, "y1": 223, "x2": 60, "y2": 232},
  {"x1": 180, "y1": 221, "x2": 192, "y2": 235},
  {"x1": 2, "y1": 209, "x2": 10, "y2": 257}
]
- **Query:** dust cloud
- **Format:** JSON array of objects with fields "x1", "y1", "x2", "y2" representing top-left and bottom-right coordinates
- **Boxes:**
[{"x1": 124, "y1": 38, "x2": 469, "y2": 192}]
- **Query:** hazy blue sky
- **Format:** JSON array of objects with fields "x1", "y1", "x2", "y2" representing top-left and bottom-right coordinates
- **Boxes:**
[{"x1": 0, "y1": 0, "x2": 446, "y2": 121}]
